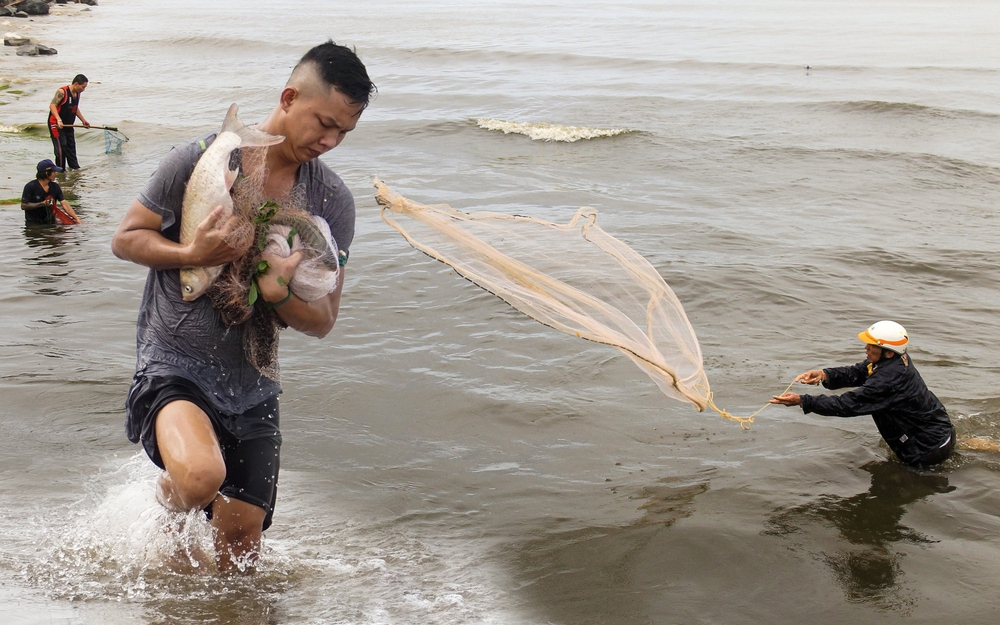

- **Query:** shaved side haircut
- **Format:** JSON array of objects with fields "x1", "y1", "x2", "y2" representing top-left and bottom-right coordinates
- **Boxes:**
[{"x1": 288, "y1": 41, "x2": 376, "y2": 109}]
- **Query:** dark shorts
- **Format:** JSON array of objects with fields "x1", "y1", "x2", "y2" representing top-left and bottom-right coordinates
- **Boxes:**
[{"x1": 125, "y1": 374, "x2": 282, "y2": 530}]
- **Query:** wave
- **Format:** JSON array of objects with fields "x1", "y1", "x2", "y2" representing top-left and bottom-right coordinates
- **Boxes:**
[
  {"x1": 736, "y1": 143, "x2": 1000, "y2": 185},
  {"x1": 830, "y1": 100, "x2": 1000, "y2": 121},
  {"x1": 0, "y1": 122, "x2": 44, "y2": 136},
  {"x1": 474, "y1": 118, "x2": 634, "y2": 142}
]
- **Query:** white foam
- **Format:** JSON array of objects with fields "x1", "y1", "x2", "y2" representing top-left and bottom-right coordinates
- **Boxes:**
[
  {"x1": 5, "y1": 456, "x2": 520, "y2": 624},
  {"x1": 21, "y1": 455, "x2": 226, "y2": 602},
  {"x1": 475, "y1": 118, "x2": 633, "y2": 142},
  {"x1": 0, "y1": 125, "x2": 21, "y2": 134}
]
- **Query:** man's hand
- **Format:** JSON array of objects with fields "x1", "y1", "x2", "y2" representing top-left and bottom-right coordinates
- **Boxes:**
[
  {"x1": 82, "y1": 121, "x2": 91, "y2": 129},
  {"x1": 770, "y1": 393, "x2": 802, "y2": 406},
  {"x1": 57, "y1": 120, "x2": 64, "y2": 129},
  {"x1": 795, "y1": 369, "x2": 826, "y2": 385},
  {"x1": 257, "y1": 250, "x2": 303, "y2": 304},
  {"x1": 183, "y1": 206, "x2": 242, "y2": 267}
]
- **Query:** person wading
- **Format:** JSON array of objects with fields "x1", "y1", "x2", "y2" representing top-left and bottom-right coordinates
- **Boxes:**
[
  {"x1": 21, "y1": 159, "x2": 81, "y2": 224},
  {"x1": 48, "y1": 74, "x2": 91, "y2": 170},
  {"x1": 111, "y1": 41, "x2": 375, "y2": 571},
  {"x1": 770, "y1": 321, "x2": 955, "y2": 467}
]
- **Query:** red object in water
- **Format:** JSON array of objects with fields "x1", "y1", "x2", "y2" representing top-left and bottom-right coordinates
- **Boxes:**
[{"x1": 52, "y1": 201, "x2": 76, "y2": 225}]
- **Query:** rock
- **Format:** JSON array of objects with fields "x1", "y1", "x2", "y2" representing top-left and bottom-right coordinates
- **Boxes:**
[
  {"x1": 15, "y1": 43, "x2": 58, "y2": 56},
  {"x1": 14, "y1": 11, "x2": 28, "y2": 19},
  {"x1": 20, "y1": 0, "x2": 49, "y2": 16},
  {"x1": 4, "y1": 36, "x2": 32, "y2": 46},
  {"x1": 80, "y1": 0, "x2": 98, "y2": 5},
  {"x1": 56, "y1": 0, "x2": 68, "y2": 4},
  {"x1": 0, "y1": 7, "x2": 12, "y2": 17}
]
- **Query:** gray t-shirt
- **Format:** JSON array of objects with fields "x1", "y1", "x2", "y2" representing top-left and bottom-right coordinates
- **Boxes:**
[{"x1": 132, "y1": 134, "x2": 355, "y2": 415}]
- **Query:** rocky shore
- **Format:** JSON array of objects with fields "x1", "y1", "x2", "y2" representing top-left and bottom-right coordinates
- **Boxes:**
[{"x1": 1, "y1": 0, "x2": 98, "y2": 55}]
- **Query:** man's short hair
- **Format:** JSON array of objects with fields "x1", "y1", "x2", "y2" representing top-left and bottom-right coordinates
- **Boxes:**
[
  {"x1": 294, "y1": 41, "x2": 376, "y2": 108},
  {"x1": 72, "y1": 74, "x2": 88, "y2": 85}
]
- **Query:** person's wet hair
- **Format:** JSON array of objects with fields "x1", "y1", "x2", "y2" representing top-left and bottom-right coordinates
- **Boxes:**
[
  {"x1": 296, "y1": 41, "x2": 376, "y2": 108},
  {"x1": 72, "y1": 74, "x2": 88, "y2": 85}
]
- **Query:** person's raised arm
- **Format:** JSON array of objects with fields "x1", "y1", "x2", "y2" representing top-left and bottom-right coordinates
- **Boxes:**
[{"x1": 111, "y1": 199, "x2": 242, "y2": 270}]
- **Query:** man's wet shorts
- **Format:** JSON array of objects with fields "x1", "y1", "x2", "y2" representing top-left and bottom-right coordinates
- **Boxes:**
[{"x1": 125, "y1": 374, "x2": 282, "y2": 530}]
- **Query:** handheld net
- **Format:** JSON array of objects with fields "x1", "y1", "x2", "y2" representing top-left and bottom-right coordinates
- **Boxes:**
[
  {"x1": 103, "y1": 127, "x2": 129, "y2": 154},
  {"x1": 375, "y1": 179, "x2": 768, "y2": 427}
]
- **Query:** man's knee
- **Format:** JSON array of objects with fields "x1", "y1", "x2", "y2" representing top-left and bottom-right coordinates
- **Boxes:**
[
  {"x1": 154, "y1": 399, "x2": 226, "y2": 509},
  {"x1": 172, "y1": 464, "x2": 226, "y2": 509}
]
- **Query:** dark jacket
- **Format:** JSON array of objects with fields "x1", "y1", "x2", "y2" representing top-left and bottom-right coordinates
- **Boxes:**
[{"x1": 800, "y1": 354, "x2": 953, "y2": 465}]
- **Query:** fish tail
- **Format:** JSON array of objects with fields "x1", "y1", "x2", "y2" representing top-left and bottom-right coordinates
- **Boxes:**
[{"x1": 220, "y1": 103, "x2": 285, "y2": 147}]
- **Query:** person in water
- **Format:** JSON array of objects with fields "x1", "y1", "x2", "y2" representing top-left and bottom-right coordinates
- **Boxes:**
[
  {"x1": 111, "y1": 41, "x2": 375, "y2": 570},
  {"x1": 21, "y1": 159, "x2": 81, "y2": 224},
  {"x1": 48, "y1": 74, "x2": 91, "y2": 170},
  {"x1": 770, "y1": 321, "x2": 955, "y2": 467}
]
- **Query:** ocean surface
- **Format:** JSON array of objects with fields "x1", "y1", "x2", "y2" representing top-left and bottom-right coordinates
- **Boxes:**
[{"x1": 2, "y1": 1, "x2": 1000, "y2": 623}]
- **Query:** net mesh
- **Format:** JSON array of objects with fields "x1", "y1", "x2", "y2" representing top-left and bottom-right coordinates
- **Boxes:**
[
  {"x1": 203, "y1": 146, "x2": 340, "y2": 382},
  {"x1": 104, "y1": 128, "x2": 128, "y2": 154},
  {"x1": 374, "y1": 179, "x2": 718, "y2": 414}
]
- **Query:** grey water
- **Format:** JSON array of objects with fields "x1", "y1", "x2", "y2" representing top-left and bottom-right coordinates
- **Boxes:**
[{"x1": 1, "y1": 0, "x2": 1000, "y2": 623}]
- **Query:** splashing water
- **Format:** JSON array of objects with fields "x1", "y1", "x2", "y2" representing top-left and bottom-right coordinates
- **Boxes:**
[{"x1": 13, "y1": 454, "x2": 297, "y2": 610}]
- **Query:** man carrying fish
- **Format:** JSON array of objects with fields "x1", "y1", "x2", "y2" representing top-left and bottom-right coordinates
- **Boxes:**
[{"x1": 111, "y1": 41, "x2": 375, "y2": 570}]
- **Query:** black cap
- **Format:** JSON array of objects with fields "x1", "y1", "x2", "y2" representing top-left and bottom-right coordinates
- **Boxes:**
[{"x1": 37, "y1": 159, "x2": 64, "y2": 174}]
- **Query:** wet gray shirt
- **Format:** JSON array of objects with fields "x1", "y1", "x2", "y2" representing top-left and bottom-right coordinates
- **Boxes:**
[{"x1": 132, "y1": 134, "x2": 355, "y2": 414}]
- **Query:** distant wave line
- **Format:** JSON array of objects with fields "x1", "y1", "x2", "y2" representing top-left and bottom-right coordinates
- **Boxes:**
[
  {"x1": 474, "y1": 118, "x2": 634, "y2": 142},
  {"x1": 830, "y1": 99, "x2": 1000, "y2": 120}
]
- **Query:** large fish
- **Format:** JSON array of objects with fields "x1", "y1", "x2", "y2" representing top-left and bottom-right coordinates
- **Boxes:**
[{"x1": 179, "y1": 103, "x2": 284, "y2": 302}]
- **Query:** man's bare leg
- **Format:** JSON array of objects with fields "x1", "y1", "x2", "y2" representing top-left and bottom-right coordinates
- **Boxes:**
[
  {"x1": 210, "y1": 495, "x2": 267, "y2": 571},
  {"x1": 154, "y1": 400, "x2": 226, "y2": 512},
  {"x1": 154, "y1": 400, "x2": 267, "y2": 571}
]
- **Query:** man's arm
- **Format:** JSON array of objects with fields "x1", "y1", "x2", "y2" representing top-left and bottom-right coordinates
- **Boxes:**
[
  {"x1": 111, "y1": 199, "x2": 242, "y2": 269},
  {"x1": 58, "y1": 200, "x2": 81, "y2": 223},
  {"x1": 821, "y1": 361, "x2": 869, "y2": 390},
  {"x1": 49, "y1": 88, "x2": 66, "y2": 128},
  {"x1": 799, "y1": 377, "x2": 896, "y2": 417},
  {"x1": 255, "y1": 252, "x2": 344, "y2": 338},
  {"x1": 21, "y1": 200, "x2": 49, "y2": 211}
]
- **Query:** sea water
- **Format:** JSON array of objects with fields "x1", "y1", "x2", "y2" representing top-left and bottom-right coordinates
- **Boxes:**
[{"x1": 1, "y1": 1, "x2": 1000, "y2": 623}]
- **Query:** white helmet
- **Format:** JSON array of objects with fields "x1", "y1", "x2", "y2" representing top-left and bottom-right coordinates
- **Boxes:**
[{"x1": 858, "y1": 320, "x2": 908, "y2": 354}]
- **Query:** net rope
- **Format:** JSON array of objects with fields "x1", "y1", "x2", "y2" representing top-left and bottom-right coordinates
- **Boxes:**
[{"x1": 375, "y1": 179, "x2": 790, "y2": 427}]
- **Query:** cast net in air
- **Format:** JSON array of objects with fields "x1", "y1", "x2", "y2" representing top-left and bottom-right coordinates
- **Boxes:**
[{"x1": 374, "y1": 179, "x2": 758, "y2": 427}]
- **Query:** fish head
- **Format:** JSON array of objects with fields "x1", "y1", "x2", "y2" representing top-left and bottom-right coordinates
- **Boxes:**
[{"x1": 180, "y1": 268, "x2": 212, "y2": 302}]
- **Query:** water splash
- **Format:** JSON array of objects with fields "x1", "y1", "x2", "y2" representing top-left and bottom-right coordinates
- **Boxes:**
[{"x1": 20, "y1": 455, "x2": 224, "y2": 602}]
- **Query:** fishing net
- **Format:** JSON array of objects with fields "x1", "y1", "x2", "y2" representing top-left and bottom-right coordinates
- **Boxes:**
[
  {"x1": 104, "y1": 128, "x2": 129, "y2": 154},
  {"x1": 375, "y1": 179, "x2": 764, "y2": 426},
  {"x1": 204, "y1": 146, "x2": 341, "y2": 381}
]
